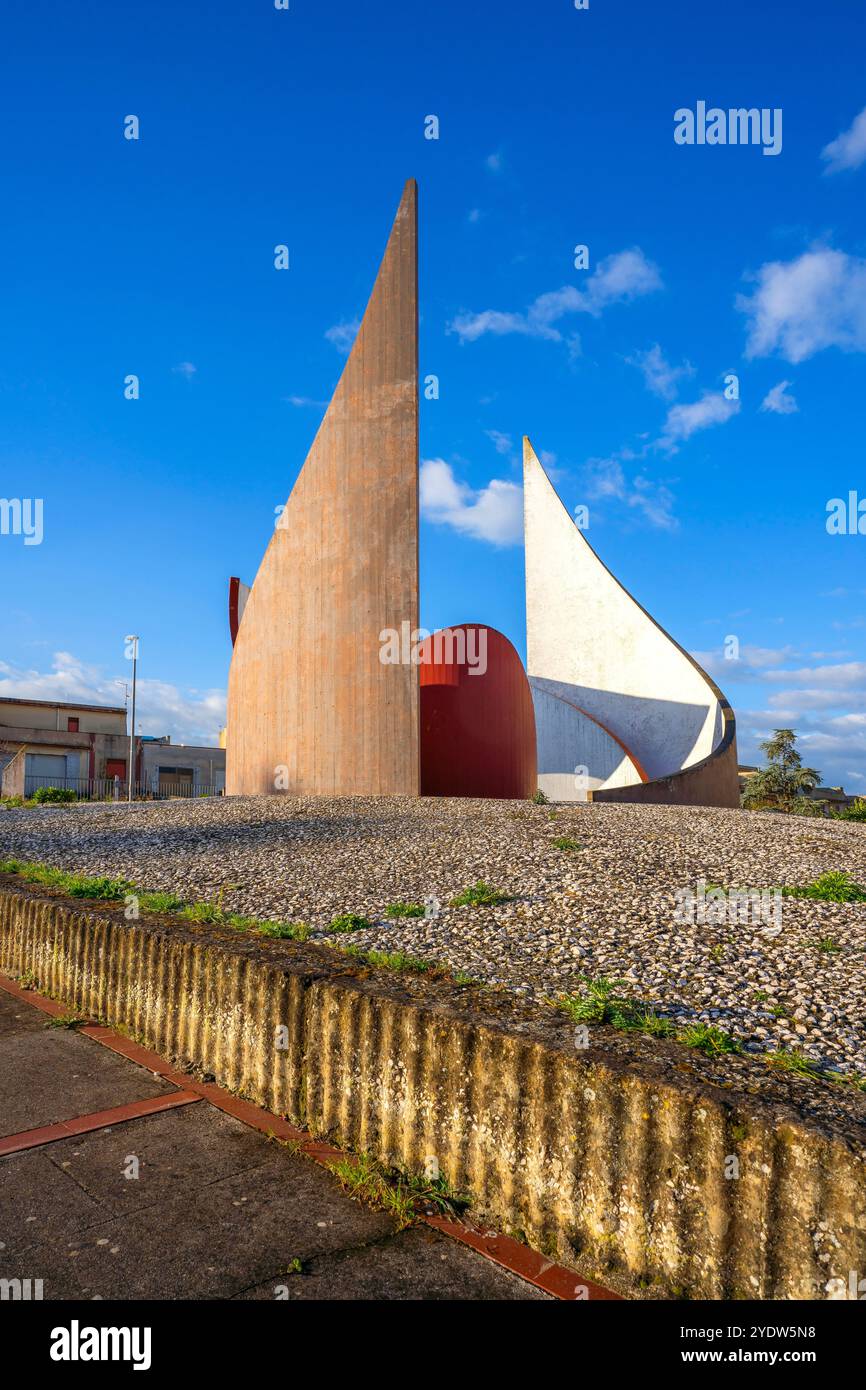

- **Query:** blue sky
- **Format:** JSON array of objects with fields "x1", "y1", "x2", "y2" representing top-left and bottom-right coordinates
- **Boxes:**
[{"x1": 1, "y1": 0, "x2": 865, "y2": 788}]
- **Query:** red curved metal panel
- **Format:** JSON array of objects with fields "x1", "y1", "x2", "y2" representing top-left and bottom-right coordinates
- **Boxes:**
[
  {"x1": 228, "y1": 577, "x2": 241, "y2": 647},
  {"x1": 419, "y1": 625, "x2": 537, "y2": 799}
]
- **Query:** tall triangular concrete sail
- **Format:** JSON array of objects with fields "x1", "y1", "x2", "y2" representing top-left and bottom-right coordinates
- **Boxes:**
[
  {"x1": 523, "y1": 438, "x2": 739, "y2": 807},
  {"x1": 226, "y1": 181, "x2": 420, "y2": 796}
]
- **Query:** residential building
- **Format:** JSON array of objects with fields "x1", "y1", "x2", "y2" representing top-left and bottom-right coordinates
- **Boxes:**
[{"x1": 0, "y1": 697, "x2": 131, "y2": 798}]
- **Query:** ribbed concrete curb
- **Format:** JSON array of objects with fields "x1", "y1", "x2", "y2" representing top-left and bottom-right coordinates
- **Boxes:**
[{"x1": 2, "y1": 878, "x2": 864, "y2": 1300}]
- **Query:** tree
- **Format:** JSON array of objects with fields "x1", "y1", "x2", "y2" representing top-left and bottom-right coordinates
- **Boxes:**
[{"x1": 742, "y1": 729, "x2": 821, "y2": 811}]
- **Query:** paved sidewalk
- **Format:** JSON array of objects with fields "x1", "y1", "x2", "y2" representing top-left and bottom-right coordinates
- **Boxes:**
[{"x1": 0, "y1": 989, "x2": 549, "y2": 1301}]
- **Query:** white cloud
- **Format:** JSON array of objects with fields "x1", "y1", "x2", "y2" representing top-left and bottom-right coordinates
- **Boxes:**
[
  {"x1": 0, "y1": 653, "x2": 225, "y2": 746},
  {"x1": 485, "y1": 151, "x2": 503, "y2": 172},
  {"x1": 626, "y1": 344, "x2": 695, "y2": 400},
  {"x1": 762, "y1": 660, "x2": 866, "y2": 689},
  {"x1": 419, "y1": 458, "x2": 523, "y2": 546},
  {"x1": 583, "y1": 455, "x2": 678, "y2": 531},
  {"x1": 821, "y1": 104, "x2": 866, "y2": 174},
  {"x1": 448, "y1": 249, "x2": 662, "y2": 344},
  {"x1": 484, "y1": 429, "x2": 513, "y2": 455},
  {"x1": 172, "y1": 362, "x2": 196, "y2": 379},
  {"x1": 695, "y1": 645, "x2": 866, "y2": 784},
  {"x1": 736, "y1": 248, "x2": 866, "y2": 362},
  {"x1": 283, "y1": 395, "x2": 326, "y2": 408},
  {"x1": 324, "y1": 319, "x2": 361, "y2": 354},
  {"x1": 695, "y1": 645, "x2": 800, "y2": 681},
  {"x1": 468, "y1": 208, "x2": 482, "y2": 224},
  {"x1": 657, "y1": 390, "x2": 740, "y2": 451},
  {"x1": 449, "y1": 309, "x2": 554, "y2": 343},
  {"x1": 579, "y1": 250, "x2": 663, "y2": 315},
  {"x1": 760, "y1": 380, "x2": 798, "y2": 415}
]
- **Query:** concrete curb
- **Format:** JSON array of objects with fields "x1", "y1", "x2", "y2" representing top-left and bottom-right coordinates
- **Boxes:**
[{"x1": 1, "y1": 878, "x2": 864, "y2": 1300}]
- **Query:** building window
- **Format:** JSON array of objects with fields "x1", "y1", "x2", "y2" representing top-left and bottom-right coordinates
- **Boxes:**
[{"x1": 67, "y1": 717, "x2": 79, "y2": 732}]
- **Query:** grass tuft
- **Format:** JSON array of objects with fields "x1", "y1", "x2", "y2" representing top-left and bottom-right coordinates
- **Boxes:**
[
  {"x1": 325, "y1": 1152, "x2": 468, "y2": 1230},
  {"x1": 677, "y1": 1022, "x2": 742, "y2": 1058},
  {"x1": 180, "y1": 902, "x2": 226, "y2": 924},
  {"x1": 339, "y1": 944, "x2": 431, "y2": 974},
  {"x1": 66, "y1": 874, "x2": 133, "y2": 901},
  {"x1": 328, "y1": 912, "x2": 374, "y2": 933},
  {"x1": 257, "y1": 921, "x2": 312, "y2": 941},
  {"x1": 781, "y1": 871, "x2": 866, "y2": 903},
  {"x1": 384, "y1": 901, "x2": 425, "y2": 919},
  {"x1": 139, "y1": 890, "x2": 185, "y2": 913},
  {"x1": 557, "y1": 977, "x2": 676, "y2": 1037},
  {"x1": 449, "y1": 881, "x2": 510, "y2": 908},
  {"x1": 764, "y1": 1048, "x2": 821, "y2": 1076}
]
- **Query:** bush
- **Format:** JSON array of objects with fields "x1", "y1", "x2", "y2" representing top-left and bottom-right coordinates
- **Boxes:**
[
  {"x1": 31, "y1": 786, "x2": 77, "y2": 804},
  {"x1": 838, "y1": 798, "x2": 866, "y2": 823}
]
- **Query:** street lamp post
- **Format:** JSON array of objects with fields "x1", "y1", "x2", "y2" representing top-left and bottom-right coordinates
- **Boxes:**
[{"x1": 125, "y1": 636, "x2": 139, "y2": 803}]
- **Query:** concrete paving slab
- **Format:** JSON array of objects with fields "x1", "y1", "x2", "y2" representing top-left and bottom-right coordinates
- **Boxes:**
[
  {"x1": 1, "y1": 1120, "x2": 399, "y2": 1299},
  {"x1": 0, "y1": 989, "x2": 47, "y2": 1038},
  {"x1": 0, "y1": 1148, "x2": 104, "y2": 1256},
  {"x1": 0, "y1": 1027, "x2": 175, "y2": 1137},
  {"x1": 12, "y1": 1104, "x2": 304, "y2": 1221},
  {"x1": 235, "y1": 1223, "x2": 552, "y2": 1300}
]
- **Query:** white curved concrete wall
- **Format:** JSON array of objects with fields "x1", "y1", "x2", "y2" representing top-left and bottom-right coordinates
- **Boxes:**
[
  {"x1": 524, "y1": 438, "x2": 725, "y2": 792},
  {"x1": 531, "y1": 681, "x2": 644, "y2": 801}
]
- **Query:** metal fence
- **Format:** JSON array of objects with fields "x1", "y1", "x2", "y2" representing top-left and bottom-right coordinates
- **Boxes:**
[{"x1": 22, "y1": 775, "x2": 224, "y2": 802}]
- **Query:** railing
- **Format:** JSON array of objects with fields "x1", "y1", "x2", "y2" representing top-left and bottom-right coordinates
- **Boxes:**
[{"x1": 22, "y1": 775, "x2": 224, "y2": 802}]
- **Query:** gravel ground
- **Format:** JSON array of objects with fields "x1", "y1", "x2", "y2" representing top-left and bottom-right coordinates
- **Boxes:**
[{"x1": 1, "y1": 795, "x2": 865, "y2": 1076}]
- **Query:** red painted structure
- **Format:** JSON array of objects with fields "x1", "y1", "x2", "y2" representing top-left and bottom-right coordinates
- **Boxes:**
[
  {"x1": 419, "y1": 625, "x2": 537, "y2": 799},
  {"x1": 228, "y1": 577, "x2": 250, "y2": 648}
]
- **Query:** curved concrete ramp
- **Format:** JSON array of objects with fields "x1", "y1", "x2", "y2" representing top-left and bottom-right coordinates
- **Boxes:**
[
  {"x1": 523, "y1": 438, "x2": 739, "y2": 808},
  {"x1": 226, "y1": 183, "x2": 420, "y2": 796}
]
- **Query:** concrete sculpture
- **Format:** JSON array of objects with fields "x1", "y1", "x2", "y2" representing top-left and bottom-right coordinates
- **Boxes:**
[
  {"x1": 523, "y1": 438, "x2": 739, "y2": 807},
  {"x1": 226, "y1": 181, "x2": 420, "y2": 796}
]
